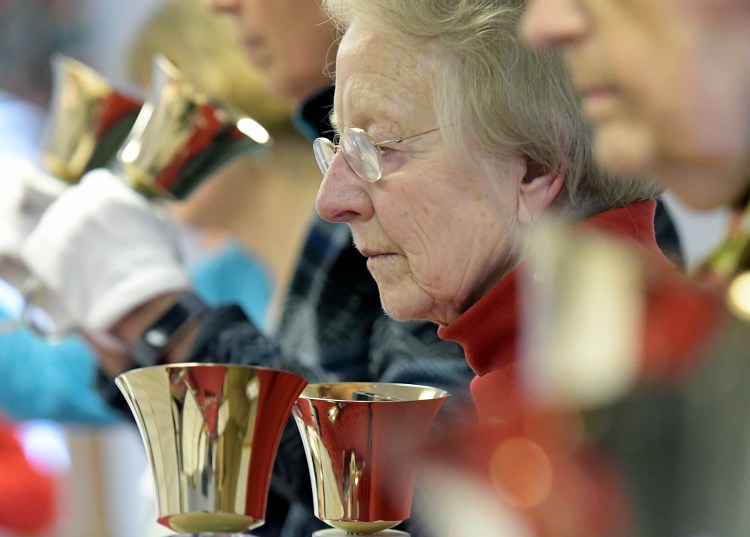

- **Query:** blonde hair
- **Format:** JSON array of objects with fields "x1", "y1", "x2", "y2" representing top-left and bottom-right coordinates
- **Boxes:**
[
  {"x1": 126, "y1": 0, "x2": 295, "y2": 136},
  {"x1": 324, "y1": 0, "x2": 661, "y2": 216}
]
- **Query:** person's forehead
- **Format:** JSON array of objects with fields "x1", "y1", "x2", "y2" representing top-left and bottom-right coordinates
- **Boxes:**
[{"x1": 335, "y1": 25, "x2": 433, "y2": 124}]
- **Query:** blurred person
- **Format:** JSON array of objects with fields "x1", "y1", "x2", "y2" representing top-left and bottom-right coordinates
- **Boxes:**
[
  {"x1": 520, "y1": 0, "x2": 750, "y2": 534},
  {"x1": 0, "y1": 0, "x2": 112, "y2": 422},
  {"x1": 517, "y1": 1, "x2": 750, "y2": 536},
  {"x1": 520, "y1": 0, "x2": 750, "y2": 213},
  {"x1": 19, "y1": 1, "x2": 473, "y2": 537},
  {"x1": 519, "y1": 0, "x2": 750, "y2": 294}
]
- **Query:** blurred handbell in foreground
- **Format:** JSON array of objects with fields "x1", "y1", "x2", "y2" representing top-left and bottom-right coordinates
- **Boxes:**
[
  {"x1": 0, "y1": 55, "x2": 141, "y2": 333},
  {"x1": 292, "y1": 382, "x2": 448, "y2": 537},
  {"x1": 520, "y1": 214, "x2": 722, "y2": 409},
  {"x1": 115, "y1": 363, "x2": 307, "y2": 535}
]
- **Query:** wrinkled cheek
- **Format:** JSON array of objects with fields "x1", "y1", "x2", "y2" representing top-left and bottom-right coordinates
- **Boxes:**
[
  {"x1": 377, "y1": 280, "x2": 434, "y2": 321},
  {"x1": 372, "y1": 259, "x2": 440, "y2": 321}
]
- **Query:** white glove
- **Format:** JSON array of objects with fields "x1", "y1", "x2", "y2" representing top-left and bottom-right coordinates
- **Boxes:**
[
  {"x1": 0, "y1": 158, "x2": 67, "y2": 288},
  {"x1": 20, "y1": 169, "x2": 191, "y2": 345}
]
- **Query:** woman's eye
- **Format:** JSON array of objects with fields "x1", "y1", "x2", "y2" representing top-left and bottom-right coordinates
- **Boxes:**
[
  {"x1": 378, "y1": 145, "x2": 408, "y2": 175},
  {"x1": 377, "y1": 143, "x2": 398, "y2": 155}
]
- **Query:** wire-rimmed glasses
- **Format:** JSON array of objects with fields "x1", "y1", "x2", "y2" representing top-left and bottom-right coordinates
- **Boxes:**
[{"x1": 313, "y1": 127, "x2": 440, "y2": 182}]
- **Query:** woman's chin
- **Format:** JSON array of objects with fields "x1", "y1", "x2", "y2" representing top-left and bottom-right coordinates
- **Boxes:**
[
  {"x1": 379, "y1": 294, "x2": 428, "y2": 323},
  {"x1": 380, "y1": 297, "x2": 451, "y2": 326},
  {"x1": 593, "y1": 121, "x2": 659, "y2": 178},
  {"x1": 381, "y1": 304, "x2": 420, "y2": 322}
]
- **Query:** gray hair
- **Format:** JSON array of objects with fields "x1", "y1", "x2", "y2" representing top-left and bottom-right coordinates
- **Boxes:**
[{"x1": 323, "y1": 0, "x2": 661, "y2": 217}]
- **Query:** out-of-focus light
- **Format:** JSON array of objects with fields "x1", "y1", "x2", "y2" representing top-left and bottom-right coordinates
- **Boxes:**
[
  {"x1": 489, "y1": 438, "x2": 553, "y2": 508},
  {"x1": 0, "y1": 278, "x2": 24, "y2": 318},
  {"x1": 236, "y1": 117, "x2": 271, "y2": 145},
  {"x1": 17, "y1": 421, "x2": 70, "y2": 474},
  {"x1": 119, "y1": 140, "x2": 141, "y2": 164},
  {"x1": 727, "y1": 271, "x2": 750, "y2": 322}
]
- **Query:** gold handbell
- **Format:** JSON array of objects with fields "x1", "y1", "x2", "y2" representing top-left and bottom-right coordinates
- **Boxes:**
[
  {"x1": 293, "y1": 382, "x2": 449, "y2": 537},
  {"x1": 116, "y1": 364, "x2": 307, "y2": 534},
  {"x1": 693, "y1": 187, "x2": 750, "y2": 321},
  {"x1": 41, "y1": 54, "x2": 142, "y2": 184},
  {"x1": 115, "y1": 54, "x2": 272, "y2": 200}
]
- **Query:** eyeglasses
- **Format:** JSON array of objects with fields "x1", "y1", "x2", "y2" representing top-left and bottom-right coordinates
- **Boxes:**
[{"x1": 313, "y1": 127, "x2": 440, "y2": 182}]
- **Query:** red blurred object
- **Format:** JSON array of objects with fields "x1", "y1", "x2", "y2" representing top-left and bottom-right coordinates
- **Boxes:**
[
  {"x1": 0, "y1": 417, "x2": 57, "y2": 535},
  {"x1": 418, "y1": 401, "x2": 634, "y2": 537}
]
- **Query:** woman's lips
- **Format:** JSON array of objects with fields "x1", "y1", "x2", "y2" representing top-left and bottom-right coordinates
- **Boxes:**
[
  {"x1": 360, "y1": 249, "x2": 396, "y2": 268},
  {"x1": 366, "y1": 254, "x2": 396, "y2": 272},
  {"x1": 578, "y1": 85, "x2": 620, "y2": 118}
]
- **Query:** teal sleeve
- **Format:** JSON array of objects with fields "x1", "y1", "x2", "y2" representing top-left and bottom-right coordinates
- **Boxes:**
[
  {"x1": 188, "y1": 241, "x2": 273, "y2": 331},
  {"x1": 0, "y1": 310, "x2": 121, "y2": 424}
]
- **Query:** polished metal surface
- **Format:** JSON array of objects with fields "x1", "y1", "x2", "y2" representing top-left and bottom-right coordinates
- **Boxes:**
[
  {"x1": 313, "y1": 530, "x2": 409, "y2": 537},
  {"x1": 41, "y1": 54, "x2": 141, "y2": 183},
  {"x1": 115, "y1": 55, "x2": 272, "y2": 200},
  {"x1": 293, "y1": 382, "x2": 449, "y2": 535},
  {"x1": 116, "y1": 364, "x2": 307, "y2": 534},
  {"x1": 164, "y1": 534, "x2": 260, "y2": 537}
]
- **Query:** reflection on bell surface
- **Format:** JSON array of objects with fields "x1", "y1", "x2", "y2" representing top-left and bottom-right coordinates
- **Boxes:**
[
  {"x1": 115, "y1": 363, "x2": 307, "y2": 534},
  {"x1": 293, "y1": 382, "x2": 449, "y2": 536},
  {"x1": 115, "y1": 54, "x2": 272, "y2": 200},
  {"x1": 41, "y1": 54, "x2": 142, "y2": 183}
]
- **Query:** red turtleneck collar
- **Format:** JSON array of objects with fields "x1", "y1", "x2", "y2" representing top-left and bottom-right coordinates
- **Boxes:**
[
  {"x1": 437, "y1": 200, "x2": 720, "y2": 423},
  {"x1": 439, "y1": 200, "x2": 663, "y2": 376}
]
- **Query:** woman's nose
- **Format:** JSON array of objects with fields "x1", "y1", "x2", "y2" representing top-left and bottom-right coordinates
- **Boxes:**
[
  {"x1": 316, "y1": 153, "x2": 374, "y2": 224},
  {"x1": 520, "y1": 0, "x2": 587, "y2": 49}
]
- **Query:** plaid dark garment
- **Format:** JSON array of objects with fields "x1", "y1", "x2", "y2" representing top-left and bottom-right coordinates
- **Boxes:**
[{"x1": 186, "y1": 85, "x2": 473, "y2": 537}]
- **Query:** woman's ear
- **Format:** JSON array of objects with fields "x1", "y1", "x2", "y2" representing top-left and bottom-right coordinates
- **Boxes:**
[{"x1": 518, "y1": 159, "x2": 565, "y2": 225}]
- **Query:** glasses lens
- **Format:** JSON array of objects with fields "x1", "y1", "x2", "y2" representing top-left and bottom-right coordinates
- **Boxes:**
[
  {"x1": 313, "y1": 138, "x2": 336, "y2": 175},
  {"x1": 342, "y1": 129, "x2": 382, "y2": 182}
]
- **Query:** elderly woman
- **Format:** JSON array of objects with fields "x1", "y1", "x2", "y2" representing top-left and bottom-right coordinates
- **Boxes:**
[{"x1": 314, "y1": 0, "x2": 672, "y2": 424}]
